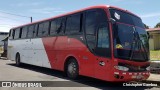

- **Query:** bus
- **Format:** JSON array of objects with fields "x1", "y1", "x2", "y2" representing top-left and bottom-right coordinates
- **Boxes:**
[{"x1": 7, "y1": 5, "x2": 150, "y2": 82}]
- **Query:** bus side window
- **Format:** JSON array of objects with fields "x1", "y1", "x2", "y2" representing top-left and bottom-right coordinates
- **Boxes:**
[
  {"x1": 19, "y1": 28, "x2": 22, "y2": 38},
  {"x1": 50, "y1": 20, "x2": 57, "y2": 35},
  {"x1": 57, "y1": 18, "x2": 66, "y2": 34},
  {"x1": 34, "y1": 24, "x2": 38, "y2": 37},
  {"x1": 14, "y1": 28, "x2": 20, "y2": 39},
  {"x1": 28, "y1": 25, "x2": 35, "y2": 38},
  {"x1": 66, "y1": 14, "x2": 81, "y2": 34},
  {"x1": 95, "y1": 9, "x2": 111, "y2": 57},
  {"x1": 21, "y1": 26, "x2": 28, "y2": 39},
  {"x1": 38, "y1": 23, "x2": 44, "y2": 37},
  {"x1": 85, "y1": 10, "x2": 97, "y2": 51},
  {"x1": 9, "y1": 30, "x2": 13, "y2": 39},
  {"x1": 97, "y1": 26, "x2": 109, "y2": 48},
  {"x1": 12, "y1": 30, "x2": 15, "y2": 39},
  {"x1": 43, "y1": 22, "x2": 50, "y2": 36}
]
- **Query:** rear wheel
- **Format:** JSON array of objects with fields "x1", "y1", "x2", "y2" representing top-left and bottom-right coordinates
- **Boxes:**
[
  {"x1": 67, "y1": 58, "x2": 79, "y2": 79},
  {"x1": 15, "y1": 54, "x2": 21, "y2": 66}
]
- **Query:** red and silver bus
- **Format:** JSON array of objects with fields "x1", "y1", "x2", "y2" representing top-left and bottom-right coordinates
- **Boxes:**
[{"x1": 8, "y1": 5, "x2": 150, "y2": 82}]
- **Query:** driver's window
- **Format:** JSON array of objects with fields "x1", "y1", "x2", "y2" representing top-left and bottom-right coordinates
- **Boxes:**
[{"x1": 98, "y1": 26, "x2": 109, "y2": 48}]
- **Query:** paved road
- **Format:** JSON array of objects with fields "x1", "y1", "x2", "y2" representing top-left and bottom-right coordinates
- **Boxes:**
[{"x1": 0, "y1": 59, "x2": 159, "y2": 90}]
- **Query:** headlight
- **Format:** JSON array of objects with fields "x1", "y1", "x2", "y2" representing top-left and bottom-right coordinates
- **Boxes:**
[
  {"x1": 114, "y1": 66, "x2": 129, "y2": 71},
  {"x1": 146, "y1": 66, "x2": 150, "y2": 71}
]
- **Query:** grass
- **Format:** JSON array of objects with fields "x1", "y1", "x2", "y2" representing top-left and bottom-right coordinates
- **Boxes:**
[{"x1": 150, "y1": 50, "x2": 160, "y2": 61}]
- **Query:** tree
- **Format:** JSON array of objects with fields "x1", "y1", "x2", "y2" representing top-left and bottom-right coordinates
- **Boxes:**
[
  {"x1": 144, "y1": 24, "x2": 149, "y2": 29},
  {"x1": 155, "y1": 22, "x2": 160, "y2": 28}
]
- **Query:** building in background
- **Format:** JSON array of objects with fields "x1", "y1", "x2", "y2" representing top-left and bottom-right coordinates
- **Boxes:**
[{"x1": 147, "y1": 28, "x2": 160, "y2": 50}]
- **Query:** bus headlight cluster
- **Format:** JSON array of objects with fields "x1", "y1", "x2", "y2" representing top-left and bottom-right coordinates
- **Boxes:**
[
  {"x1": 146, "y1": 66, "x2": 150, "y2": 71},
  {"x1": 114, "y1": 66, "x2": 129, "y2": 71}
]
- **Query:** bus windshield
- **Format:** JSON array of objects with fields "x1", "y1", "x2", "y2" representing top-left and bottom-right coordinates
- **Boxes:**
[{"x1": 110, "y1": 9, "x2": 149, "y2": 61}]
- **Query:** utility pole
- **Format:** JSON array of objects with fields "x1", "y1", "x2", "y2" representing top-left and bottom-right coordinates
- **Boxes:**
[{"x1": 30, "y1": 17, "x2": 33, "y2": 23}]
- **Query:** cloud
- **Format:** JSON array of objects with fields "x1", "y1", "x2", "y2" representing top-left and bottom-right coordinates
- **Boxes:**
[
  {"x1": 29, "y1": 7, "x2": 67, "y2": 14},
  {"x1": 140, "y1": 12, "x2": 160, "y2": 18}
]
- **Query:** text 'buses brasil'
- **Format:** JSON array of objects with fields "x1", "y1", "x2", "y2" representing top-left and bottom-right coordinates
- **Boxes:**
[{"x1": 8, "y1": 5, "x2": 150, "y2": 82}]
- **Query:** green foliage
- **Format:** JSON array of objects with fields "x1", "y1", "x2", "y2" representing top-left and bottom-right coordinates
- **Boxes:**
[
  {"x1": 155, "y1": 22, "x2": 160, "y2": 28},
  {"x1": 144, "y1": 24, "x2": 149, "y2": 29}
]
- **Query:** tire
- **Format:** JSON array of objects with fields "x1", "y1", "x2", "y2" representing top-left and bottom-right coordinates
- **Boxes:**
[
  {"x1": 15, "y1": 54, "x2": 21, "y2": 66},
  {"x1": 67, "y1": 58, "x2": 79, "y2": 79}
]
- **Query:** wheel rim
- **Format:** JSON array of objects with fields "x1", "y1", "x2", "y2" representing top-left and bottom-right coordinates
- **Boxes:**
[{"x1": 68, "y1": 62, "x2": 76, "y2": 75}]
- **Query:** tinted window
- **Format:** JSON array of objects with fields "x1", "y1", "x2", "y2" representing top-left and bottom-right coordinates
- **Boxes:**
[
  {"x1": 33, "y1": 24, "x2": 38, "y2": 37},
  {"x1": 57, "y1": 18, "x2": 65, "y2": 34},
  {"x1": 14, "y1": 28, "x2": 20, "y2": 39},
  {"x1": 85, "y1": 11, "x2": 97, "y2": 51},
  {"x1": 38, "y1": 22, "x2": 50, "y2": 37},
  {"x1": 110, "y1": 9, "x2": 144, "y2": 28},
  {"x1": 66, "y1": 14, "x2": 81, "y2": 34},
  {"x1": 132, "y1": 16, "x2": 144, "y2": 28},
  {"x1": 28, "y1": 25, "x2": 34, "y2": 38},
  {"x1": 85, "y1": 11, "x2": 97, "y2": 35},
  {"x1": 9, "y1": 30, "x2": 13, "y2": 39},
  {"x1": 21, "y1": 26, "x2": 28, "y2": 38},
  {"x1": 95, "y1": 25, "x2": 110, "y2": 57},
  {"x1": 110, "y1": 9, "x2": 133, "y2": 24},
  {"x1": 19, "y1": 28, "x2": 22, "y2": 38},
  {"x1": 50, "y1": 20, "x2": 57, "y2": 35},
  {"x1": 85, "y1": 9, "x2": 110, "y2": 57},
  {"x1": 43, "y1": 22, "x2": 50, "y2": 36},
  {"x1": 12, "y1": 30, "x2": 15, "y2": 39},
  {"x1": 38, "y1": 23, "x2": 44, "y2": 37},
  {"x1": 97, "y1": 27, "x2": 109, "y2": 48}
]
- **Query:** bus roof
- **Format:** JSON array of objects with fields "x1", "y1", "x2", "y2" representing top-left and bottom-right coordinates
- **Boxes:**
[{"x1": 11, "y1": 5, "x2": 140, "y2": 29}]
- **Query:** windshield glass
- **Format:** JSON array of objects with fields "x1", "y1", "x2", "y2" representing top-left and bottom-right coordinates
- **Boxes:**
[{"x1": 110, "y1": 9, "x2": 149, "y2": 61}]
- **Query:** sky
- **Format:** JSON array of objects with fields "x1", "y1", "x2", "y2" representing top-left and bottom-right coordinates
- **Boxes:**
[{"x1": 0, "y1": 0, "x2": 159, "y2": 32}]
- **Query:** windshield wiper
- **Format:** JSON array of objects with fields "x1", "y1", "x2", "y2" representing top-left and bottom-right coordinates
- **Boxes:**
[
  {"x1": 138, "y1": 37, "x2": 148, "y2": 60},
  {"x1": 130, "y1": 27, "x2": 136, "y2": 60},
  {"x1": 130, "y1": 27, "x2": 148, "y2": 61}
]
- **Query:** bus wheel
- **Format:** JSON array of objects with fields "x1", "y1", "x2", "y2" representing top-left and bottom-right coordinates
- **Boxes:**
[
  {"x1": 67, "y1": 58, "x2": 79, "y2": 79},
  {"x1": 15, "y1": 54, "x2": 21, "y2": 66}
]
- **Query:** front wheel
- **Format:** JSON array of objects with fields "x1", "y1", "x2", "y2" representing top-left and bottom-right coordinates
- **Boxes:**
[
  {"x1": 67, "y1": 58, "x2": 79, "y2": 79},
  {"x1": 15, "y1": 54, "x2": 21, "y2": 66}
]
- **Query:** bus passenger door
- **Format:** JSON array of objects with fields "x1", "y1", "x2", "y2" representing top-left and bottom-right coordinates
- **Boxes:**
[
  {"x1": 94, "y1": 9, "x2": 111, "y2": 80},
  {"x1": 94, "y1": 24, "x2": 111, "y2": 80}
]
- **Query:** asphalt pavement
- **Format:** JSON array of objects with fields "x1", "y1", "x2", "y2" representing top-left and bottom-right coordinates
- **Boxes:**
[{"x1": 0, "y1": 59, "x2": 159, "y2": 90}]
